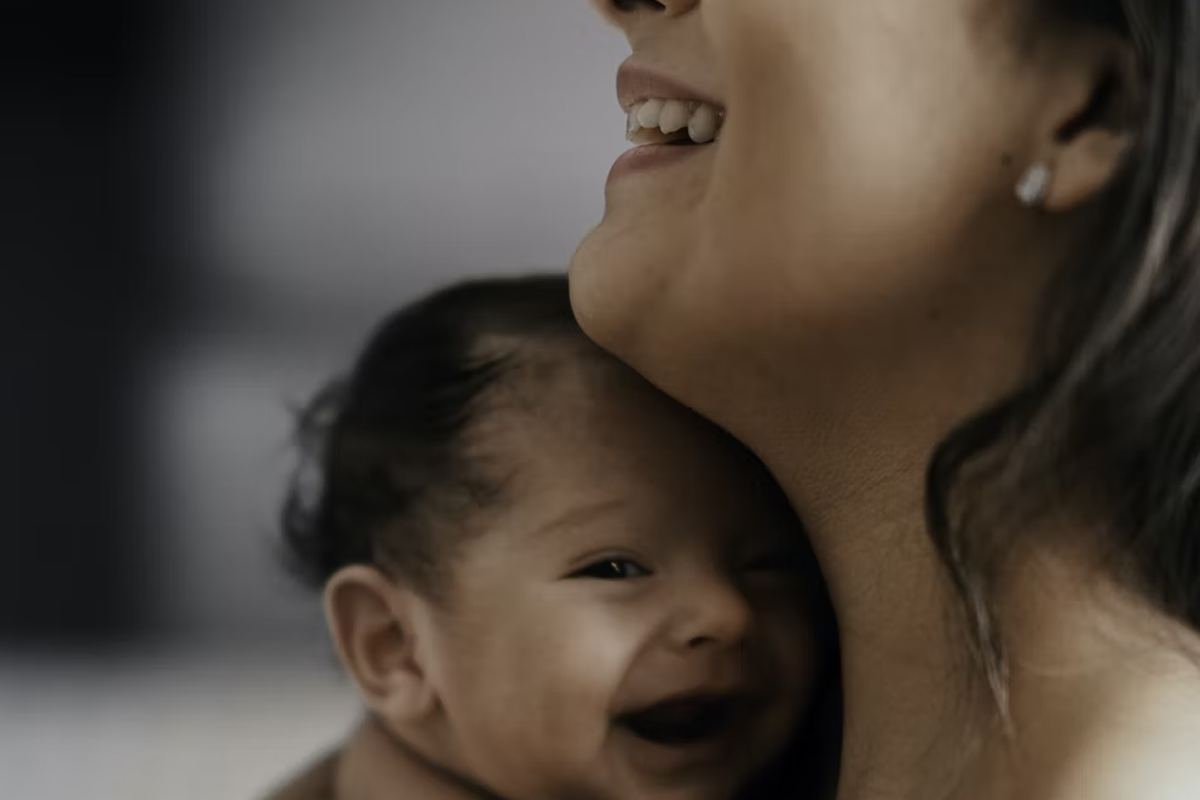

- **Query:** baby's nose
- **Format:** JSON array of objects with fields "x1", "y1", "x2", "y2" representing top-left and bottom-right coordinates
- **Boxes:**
[{"x1": 673, "y1": 576, "x2": 754, "y2": 649}]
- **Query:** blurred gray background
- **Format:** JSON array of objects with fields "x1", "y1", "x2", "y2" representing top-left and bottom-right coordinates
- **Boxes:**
[{"x1": 3, "y1": 2, "x2": 627, "y2": 797}]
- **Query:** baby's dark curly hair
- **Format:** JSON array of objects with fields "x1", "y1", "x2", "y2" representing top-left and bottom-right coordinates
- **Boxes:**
[{"x1": 281, "y1": 274, "x2": 586, "y2": 596}]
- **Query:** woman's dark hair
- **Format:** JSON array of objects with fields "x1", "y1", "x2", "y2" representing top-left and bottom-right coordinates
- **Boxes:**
[
  {"x1": 928, "y1": 1, "x2": 1200, "y2": 702},
  {"x1": 281, "y1": 274, "x2": 584, "y2": 594}
]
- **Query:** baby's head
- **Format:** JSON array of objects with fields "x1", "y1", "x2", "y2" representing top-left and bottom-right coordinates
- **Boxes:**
[{"x1": 284, "y1": 275, "x2": 831, "y2": 800}]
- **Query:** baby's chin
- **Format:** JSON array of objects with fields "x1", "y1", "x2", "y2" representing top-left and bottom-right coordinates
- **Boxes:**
[
  {"x1": 604, "y1": 770, "x2": 760, "y2": 800},
  {"x1": 598, "y1": 723, "x2": 780, "y2": 800},
  {"x1": 503, "y1": 766, "x2": 752, "y2": 800}
]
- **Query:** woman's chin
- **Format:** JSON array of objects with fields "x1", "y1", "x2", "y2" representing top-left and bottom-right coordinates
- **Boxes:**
[
  {"x1": 568, "y1": 225, "x2": 654, "y2": 364},
  {"x1": 571, "y1": 235, "x2": 702, "y2": 402}
]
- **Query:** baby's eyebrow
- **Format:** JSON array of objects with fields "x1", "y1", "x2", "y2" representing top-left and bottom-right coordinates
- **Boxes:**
[{"x1": 528, "y1": 497, "x2": 629, "y2": 540}]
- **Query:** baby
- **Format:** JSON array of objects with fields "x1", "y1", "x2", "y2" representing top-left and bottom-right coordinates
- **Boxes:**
[{"x1": 267, "y1": 275, "x2": 835, "y2": 800}]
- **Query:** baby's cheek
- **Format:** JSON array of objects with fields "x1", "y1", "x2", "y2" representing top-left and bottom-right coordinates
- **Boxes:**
[
  {"x1": 501, "y1": 608, "x2": 657, "y2": 787},
  {"x1": 544, "y1": 603, "x2": 656, "y2": 690},
  {"x1": 761, "y1": 601, "x2": 824, "y2": 708}
]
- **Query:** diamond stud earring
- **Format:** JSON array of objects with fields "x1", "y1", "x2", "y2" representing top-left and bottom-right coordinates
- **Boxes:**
[{"x1": 1015, "y1": 163, "x2": 1052, "y2": 208}]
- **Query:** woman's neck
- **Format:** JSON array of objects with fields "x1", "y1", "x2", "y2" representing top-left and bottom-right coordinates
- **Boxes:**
[
  {"x1": 763, "y1": 434, "x2": 1200, "y2": 800},
  {"x1": 789, "y1": 458, "x2": 981, "y2": 800}
]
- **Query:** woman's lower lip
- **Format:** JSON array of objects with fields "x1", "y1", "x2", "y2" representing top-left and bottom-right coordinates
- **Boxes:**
[{"x1": 606, "y1": 142, "x2": 714, "y2": 185}]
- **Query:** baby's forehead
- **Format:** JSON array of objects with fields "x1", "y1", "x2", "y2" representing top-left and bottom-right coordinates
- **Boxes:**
[
  {"x1": 465, "y1": 328, "x2": 798, "y2": 512},
  {"x1": 472, "y1": 332, "x2": 647, "y2": 424}
]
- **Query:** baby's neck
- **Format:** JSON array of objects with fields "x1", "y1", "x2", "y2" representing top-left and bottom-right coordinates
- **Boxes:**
[{"x1": 337, "y1": 717, "x2": 503, "y2": 800}]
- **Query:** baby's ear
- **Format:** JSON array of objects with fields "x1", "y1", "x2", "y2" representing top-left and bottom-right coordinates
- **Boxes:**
[{"x1": 324, "y1": 565, "x2": 439, "y2": 723}]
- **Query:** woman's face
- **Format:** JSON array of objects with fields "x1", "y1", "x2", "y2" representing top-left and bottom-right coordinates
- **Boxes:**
[{"x1": 571, "y1": 0, "x2": 1067, "y2": 444}]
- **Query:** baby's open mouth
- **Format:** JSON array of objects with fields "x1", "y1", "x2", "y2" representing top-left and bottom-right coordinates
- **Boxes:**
[{"x1": 617, "y1": 695, "x2": 744, "y2": 746}]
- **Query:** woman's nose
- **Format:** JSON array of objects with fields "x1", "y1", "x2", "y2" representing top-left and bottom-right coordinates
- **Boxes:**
[
  {"x1": 590, "y1": 0, "x2": 700, "y2": 27},
  {"x1": 673, "y1": 578, "x2": 754, "y2": 650}
]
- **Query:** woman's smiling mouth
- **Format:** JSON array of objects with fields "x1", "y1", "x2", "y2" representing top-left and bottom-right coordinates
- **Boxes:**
[
  {"x1": 626, "y1": 98, "x2": 724, "y2": 145},
  {"x1": 607, "y1": 61, "x2": 726, "y2": 183}
]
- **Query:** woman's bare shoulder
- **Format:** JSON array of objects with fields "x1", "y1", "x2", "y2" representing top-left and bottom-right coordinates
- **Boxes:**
[
  {"x1": 1047, "y1": 681, "x2": 1200, "y2": 800},
  {"x1": 259, "y1": 750, "x2": 341, "y2": 800}
]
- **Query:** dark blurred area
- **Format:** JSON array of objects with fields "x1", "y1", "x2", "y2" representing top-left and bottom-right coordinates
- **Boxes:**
[
  {"x1": 2, "y1": 2, "x2": 624, "y2": 796},
  {"x1": 3, "y1": 1, "x2": 183, "y2": 645}
]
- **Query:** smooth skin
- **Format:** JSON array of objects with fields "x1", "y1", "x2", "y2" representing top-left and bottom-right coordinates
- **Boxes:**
[
  {"x1": 323, "y1": 352, "x2": 819, "y2": 800},
  {"x1": 571, "y1": 1, "x2": 1200, "y2": 799}
]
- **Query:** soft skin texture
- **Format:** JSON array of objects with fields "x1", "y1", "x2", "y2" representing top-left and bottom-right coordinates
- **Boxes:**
[
  {"x1": 571, "y1": 1, "x2": 1200, "y2": 799},
  {"x1": 323, "y1": 351, "x2": 823, "y2": 800}
]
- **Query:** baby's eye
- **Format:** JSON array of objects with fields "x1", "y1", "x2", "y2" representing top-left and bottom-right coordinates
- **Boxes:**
[{"x1": 571, "y1": 558, "x2": 653, "y2": 580}]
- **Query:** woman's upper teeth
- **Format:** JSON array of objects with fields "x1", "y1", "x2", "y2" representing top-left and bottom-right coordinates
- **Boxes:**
[{"x1": 627, "y1": 98, "x2": 724, "y2": 145}]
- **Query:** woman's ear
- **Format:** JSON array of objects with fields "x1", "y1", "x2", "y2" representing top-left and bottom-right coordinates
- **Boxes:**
[
  {"x1": 1029, "y1": 32, "x2": 1135, "y2": 213},
  {"x1": 324, "y1": 565, "x2": 440, "y2": 724},
  {"x1": 1042, "y1": 128, "x2": 1130, "y2": 212}
]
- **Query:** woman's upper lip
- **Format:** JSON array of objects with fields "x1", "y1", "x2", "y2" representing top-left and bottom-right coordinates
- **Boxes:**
[{"x1": 616, "y1": 60, "x2": 725, "y2": 113}]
